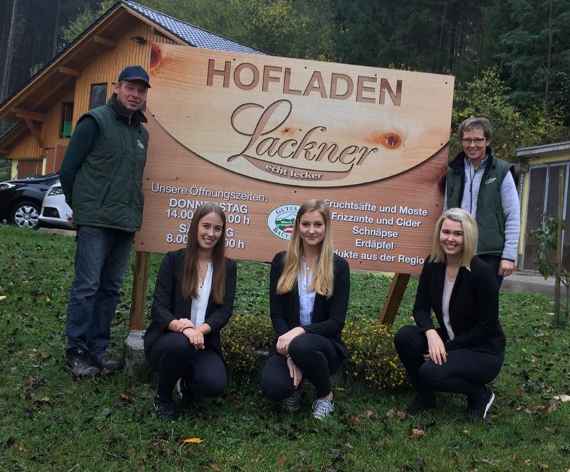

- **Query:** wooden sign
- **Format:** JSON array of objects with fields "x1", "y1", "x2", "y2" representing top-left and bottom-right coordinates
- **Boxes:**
[{"x1": 135, "y1": 44, "x2": 454, "y2": 273}]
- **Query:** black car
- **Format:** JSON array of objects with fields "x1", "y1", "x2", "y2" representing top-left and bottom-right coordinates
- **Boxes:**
[{"x1": 0, "y1": 173, "x2": 60, "y2": 229}]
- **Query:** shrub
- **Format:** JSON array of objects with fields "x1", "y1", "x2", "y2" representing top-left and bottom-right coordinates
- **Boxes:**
[{"x1": 222, "y1": 314, "x2": 406, "y2": 390}]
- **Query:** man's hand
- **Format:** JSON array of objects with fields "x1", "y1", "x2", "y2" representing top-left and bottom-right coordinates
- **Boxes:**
[{"x1": 499, "y1": 259, "x2": 515, "y2": 277}]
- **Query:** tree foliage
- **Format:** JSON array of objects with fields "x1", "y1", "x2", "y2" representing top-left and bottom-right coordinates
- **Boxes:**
[{"x1": 18, "y1": 0, "x2": 570, "y2": 150}]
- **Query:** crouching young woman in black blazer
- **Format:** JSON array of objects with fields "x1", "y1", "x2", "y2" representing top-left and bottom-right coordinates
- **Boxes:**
[
  {"x1": 261, "y1": 200, "x2": 350, "y2": 420},
  {"x1": 144, "y1": 204, "x2": 237, "y2": 420},
  {"x1": 395, "y1": 208, "x2": 505, "y2": 421}
]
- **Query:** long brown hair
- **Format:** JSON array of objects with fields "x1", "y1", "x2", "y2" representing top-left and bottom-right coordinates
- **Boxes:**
[
  {"x1": 181, "y1": 204, "x2": 227, "y2": 303},
  {"x1": 276, "y1": 199, "x2": 334, "y2": 296}
]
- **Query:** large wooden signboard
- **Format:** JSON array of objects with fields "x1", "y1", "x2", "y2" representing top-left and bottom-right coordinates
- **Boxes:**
[{"x1": 135, "y1": 45, "x2": 454, "y2": 274}]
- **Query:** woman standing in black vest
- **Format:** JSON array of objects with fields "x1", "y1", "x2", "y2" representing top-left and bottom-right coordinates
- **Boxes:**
[
  {"x1": 261, "y1": 200, "x2": 350, "y2": 420},
  {"x1": 144, "y1": 204, "x2": 237, "y2": 420},
  {"x1": 395, "y1": 208, "x2": 505, "y2": 421}
]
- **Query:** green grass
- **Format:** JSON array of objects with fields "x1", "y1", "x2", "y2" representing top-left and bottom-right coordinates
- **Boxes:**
[{"x1": 1, "y1": 225, "x2": 569, "y2": 471}]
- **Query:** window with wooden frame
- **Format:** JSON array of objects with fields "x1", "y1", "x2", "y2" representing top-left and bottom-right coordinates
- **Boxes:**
[
  {"x1": 60, "y1": 102, "x2": 74, "y2": 138},
  {"x1": 89, "y1": 83, "x2": 108, "y2": 109}
]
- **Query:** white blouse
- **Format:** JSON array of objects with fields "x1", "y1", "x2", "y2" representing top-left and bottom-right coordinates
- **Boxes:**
[
  {"x1": 191, "y1": 262, "x2": 213, "y2": 327},
  {"x1": 441, "y1": 275, "x2": 456, "y2": 340},
  {"x1": 298, "y1": 260, "x2": 316, "y2": 326}
]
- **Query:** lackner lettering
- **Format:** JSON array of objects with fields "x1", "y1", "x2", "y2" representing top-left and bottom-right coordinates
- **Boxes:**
[{"x1": 227, "y1": 99, "x2": 378, "y2": 171}]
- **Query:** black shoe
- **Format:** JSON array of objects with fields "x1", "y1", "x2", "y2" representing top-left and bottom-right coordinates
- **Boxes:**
[
  {"x1": 174, "y1": 377, "x2": 191, "y2": 403},
  {"x1": 93, "y1": 352, "x2": 123, "y2": 373},
  {"x1": 467, "y1": 388, "x2": 495, "y2": 421},
  {"x1": 406, "y1": 393, "x2": 436, "y2": 415},
  {"x1": 153, "y1": 396, "x2": 177, "y2": 420},
  {"x1": 66, "y1": 349, "x2": 100, "y2": 377}
]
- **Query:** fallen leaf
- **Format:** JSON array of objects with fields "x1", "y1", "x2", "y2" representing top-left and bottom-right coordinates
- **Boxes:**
[
  {"x1": 553, "y1": 394, "x2": 570, "y2": 402},
  {"x1": 277, "y1": 455, "x2": 286, "y2": 466},
  {"x1": 182, "y1": 437, "x2": 204, "y2": 444},
  {"x1": 0, "y1": 295, "x2": 6, "y2": 301},
  {"x1": 209, "y1": 464, "x2": 221, "y2": 471},
  {"x1": 409, "y1": 427, "x2": 425, "y2": 439}
]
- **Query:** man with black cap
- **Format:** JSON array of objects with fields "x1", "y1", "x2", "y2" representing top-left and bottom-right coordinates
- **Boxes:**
[{"x1": 60, "y1": 65, "x2": 151, "y2": 377}]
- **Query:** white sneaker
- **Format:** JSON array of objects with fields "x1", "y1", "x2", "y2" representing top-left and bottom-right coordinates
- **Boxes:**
[{"x1": 312, "y1": 398, "x2": 334, "y2": 420}]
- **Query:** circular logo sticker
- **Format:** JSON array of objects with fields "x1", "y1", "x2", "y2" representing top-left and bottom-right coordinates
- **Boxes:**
[{"x1": 267, "y1": 204, "x2": 300, "y2": 240}]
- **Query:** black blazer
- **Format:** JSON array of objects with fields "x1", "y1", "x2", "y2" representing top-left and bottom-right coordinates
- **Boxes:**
[
  {"x1": 143, "y1": 249, "x2": 237, "y2": 360},
  {"x1": 269, "y1": 251, "x2": 350, "y2": 358},
  {"x1": 413, "y1": 256, "x2": 505, "y2": 354}
]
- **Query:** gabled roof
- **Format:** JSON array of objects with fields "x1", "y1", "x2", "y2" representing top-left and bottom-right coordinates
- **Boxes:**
[
  {"x1": 0, "y1": 0, "x2": 259, "y2": 150},
  {"x1": 124, "y1": 1, "x2": 258, "y2": 53}
]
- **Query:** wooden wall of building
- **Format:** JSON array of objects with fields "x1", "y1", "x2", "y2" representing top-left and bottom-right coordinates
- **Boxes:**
[
  {"x1": 9, "y1": 133, "x2": 42, "y2": 160},
  {"x1": 5, "y1": 16, "x2": 182, "y2": 178}
]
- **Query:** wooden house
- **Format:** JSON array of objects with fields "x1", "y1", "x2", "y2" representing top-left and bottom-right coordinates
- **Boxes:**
[
  {"x1": 0, "y1": 0, "x2": 256, "y2": 179},
  {"x1": 517, "y1": 141, "x2": 570, "y2": 270}
]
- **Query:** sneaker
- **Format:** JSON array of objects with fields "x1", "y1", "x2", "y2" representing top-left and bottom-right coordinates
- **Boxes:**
[
  {"x1": 312, "y1": 397, "x2": 334, "y2": 420},
  {"x1": 282, "y1": 387, "x2": 303, "y2": 413},
  {"x1": 66, "y1": 349, "x2": 100, "y2": 377},
  {"x1": 153, "y1": 395, "x2": 177, "y2": 420},
  {"x1": 93, "y1": 352, "x2": 123, "y2": 373},
  {"x1": 468, "y1": 388, "x2": 495, "y2": 421},
  {"x1": 406, "y1": 393, "x2": 436, "y2": 416}
]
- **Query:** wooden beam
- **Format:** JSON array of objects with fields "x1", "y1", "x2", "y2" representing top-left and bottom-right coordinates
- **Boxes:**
[
  {"x1": 56, "y1": 66, "x2": 80, "y2": 77},
  {"x1": 23, "y1": 118, "x2": 44, "y2": 149},
  {"x1": 379, "y1": 273, "x2": 410, "y2": 326},
  {"x1": 93, "y1": 35, "x2": 116, "y2": 48},
  {"x1": 13, "y1": 108, "x2": 46, "y2": 122}
]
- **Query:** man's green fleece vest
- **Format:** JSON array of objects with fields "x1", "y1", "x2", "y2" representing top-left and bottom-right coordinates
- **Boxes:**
[
  {"x1": 72, "y1": 104, "x2": 148, "y2": 232},
  {"x1": 446, "y1": 153, "x2": 512, "y2": 256}
]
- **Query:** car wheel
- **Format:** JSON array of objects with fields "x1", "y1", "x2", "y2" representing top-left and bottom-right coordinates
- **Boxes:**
[{"x1": 12, "y1": 201, "x2": 41, "y2": 229}]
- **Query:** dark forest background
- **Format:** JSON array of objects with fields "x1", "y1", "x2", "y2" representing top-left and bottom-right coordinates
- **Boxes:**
[{"x1": 1, "y1": 0, "x2": 569, "y2": 160}]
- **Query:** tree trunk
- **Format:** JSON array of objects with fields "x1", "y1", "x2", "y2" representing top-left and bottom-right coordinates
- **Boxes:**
[
  {"x1": 0, "y1": 0, "x2": 19, "y2": 102},
  {"x1": 52, "y1": 0, "x2": 61, "y2": 57}
]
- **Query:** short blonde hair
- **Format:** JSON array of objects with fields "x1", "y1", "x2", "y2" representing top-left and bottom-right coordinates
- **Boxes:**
[{"x1": 429, "y1": 208, "x2": 477, "y2": 267}]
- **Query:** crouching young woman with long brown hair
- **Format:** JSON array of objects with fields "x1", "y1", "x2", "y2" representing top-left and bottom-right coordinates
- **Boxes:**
[
  {"x1": 144, "y1": 204, "x2": 237, "y2": 420},
  {"x1": 261, "y1": 200, "x2": 350, "y2": 420}
]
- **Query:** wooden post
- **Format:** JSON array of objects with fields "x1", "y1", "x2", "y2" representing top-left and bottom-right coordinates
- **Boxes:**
[
  {"x1": 379, "y1": 273, "x2": 410, "y2": 326},
  {"x1": 129, "y1": 251, "x2": 150, "y2": 330}
]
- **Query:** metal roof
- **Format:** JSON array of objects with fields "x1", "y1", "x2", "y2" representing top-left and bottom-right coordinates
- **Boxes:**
[
  {"x1": 124, "y1": 0, "x2": 259, "y2": 53},
  {"x1": 516, "y1": 141, "x2": 570, "y2": 158}
]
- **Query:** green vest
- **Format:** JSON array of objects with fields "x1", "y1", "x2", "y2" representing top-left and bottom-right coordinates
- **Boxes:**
[
  {"x1": 72, "y1": 103, "x2": 148, "y2": 231},
  {"x1": 446, "y1": 152, "x2": 512, "y2": 256}
]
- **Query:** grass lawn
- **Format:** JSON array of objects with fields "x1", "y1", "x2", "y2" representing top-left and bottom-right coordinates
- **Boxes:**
[{"x1": 0, "y1": 225, "x2": 569, "y2": 471}]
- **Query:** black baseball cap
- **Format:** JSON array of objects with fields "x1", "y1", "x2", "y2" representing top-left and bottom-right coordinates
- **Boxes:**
[{"x1": 118, "y1": 65, "x2": 151, "y2": 87}]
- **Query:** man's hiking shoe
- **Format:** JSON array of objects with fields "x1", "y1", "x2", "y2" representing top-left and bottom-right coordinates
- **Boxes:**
[{"x1": 66, "y1": 349, "x2": 100, "y2": 377}]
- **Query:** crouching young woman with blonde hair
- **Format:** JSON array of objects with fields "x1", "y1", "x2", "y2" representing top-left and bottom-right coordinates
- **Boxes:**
[
  {"x1": 395, "y1": 208, "x2": 505, "y2": 421},
  {"x1": 261, "y1": 200, "x2": 350, "y2": 420}
]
